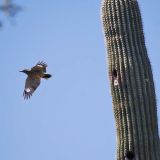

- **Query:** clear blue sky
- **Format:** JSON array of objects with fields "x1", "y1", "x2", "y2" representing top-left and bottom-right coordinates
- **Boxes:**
[{"x1": 0, "y1": 0, "x2": 159, "y2": 160}]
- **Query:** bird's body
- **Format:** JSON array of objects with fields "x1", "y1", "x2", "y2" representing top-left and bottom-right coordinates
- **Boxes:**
[{"x1": 20, "y1": 61, "x2": 51, "y2": 99}]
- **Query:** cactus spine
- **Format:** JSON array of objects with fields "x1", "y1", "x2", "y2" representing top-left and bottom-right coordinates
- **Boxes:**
[{"x1": 101, "y1": 0, "x2": 160, "y2": 159}]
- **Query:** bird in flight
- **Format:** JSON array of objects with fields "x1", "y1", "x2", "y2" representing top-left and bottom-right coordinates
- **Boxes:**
[{"x1": 20, "y1": 61, "x2": 52, "y2": 99}]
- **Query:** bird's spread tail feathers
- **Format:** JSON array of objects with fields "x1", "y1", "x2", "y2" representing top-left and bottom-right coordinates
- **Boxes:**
[{"x1": 43, "y1": 74, "x2": 52, "y2": 79}]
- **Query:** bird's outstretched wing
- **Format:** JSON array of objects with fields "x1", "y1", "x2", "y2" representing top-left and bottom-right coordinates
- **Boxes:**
[
  {"x1": 31, "y1": 61, "x2": 47, "y2": 72},
  {"x1": 23, "y1": 76, "x2": 40, "y2": 99}
]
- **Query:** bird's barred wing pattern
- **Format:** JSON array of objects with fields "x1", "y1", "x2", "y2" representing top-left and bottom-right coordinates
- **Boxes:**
[
  {"x1": 23, "y1": 76, "x2": 40, "y2": 99},
  {"x1": 31, "y1": 61, "x2": 47, "y2": 72}
]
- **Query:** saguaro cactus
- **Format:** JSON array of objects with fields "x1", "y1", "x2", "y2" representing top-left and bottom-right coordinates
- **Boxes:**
[{"x1": 101, "y1": 0, "x2": 160, "y2": 159}]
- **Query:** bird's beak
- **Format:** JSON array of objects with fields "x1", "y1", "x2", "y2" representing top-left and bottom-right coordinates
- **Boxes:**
[{"x1": 19, "y1": 70, "x2": 23, "y2": 72}]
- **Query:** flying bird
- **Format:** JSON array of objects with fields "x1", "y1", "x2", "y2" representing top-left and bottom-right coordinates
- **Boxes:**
[{"x1": 20, "y1": 61, "x2": 52, "y2": 99}]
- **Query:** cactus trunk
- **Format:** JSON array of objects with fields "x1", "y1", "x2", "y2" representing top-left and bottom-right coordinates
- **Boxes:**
[{"x1": 101, "y1": 0, "x2": 160, "y2": 159}]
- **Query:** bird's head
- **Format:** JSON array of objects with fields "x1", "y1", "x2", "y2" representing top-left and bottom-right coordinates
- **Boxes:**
[{"x1": 19, "y1": 69, "x2": 30, "y2": 75}]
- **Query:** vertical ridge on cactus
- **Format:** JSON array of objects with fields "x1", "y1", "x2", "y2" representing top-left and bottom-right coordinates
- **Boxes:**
[{"x1": 101, "y1": 0, "x2": 160, "y2": 159}]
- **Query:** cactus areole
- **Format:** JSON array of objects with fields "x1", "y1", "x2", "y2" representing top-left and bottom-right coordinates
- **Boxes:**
[{"x1": 101, "y1": 0, "x2": 160, "y2": 159}]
